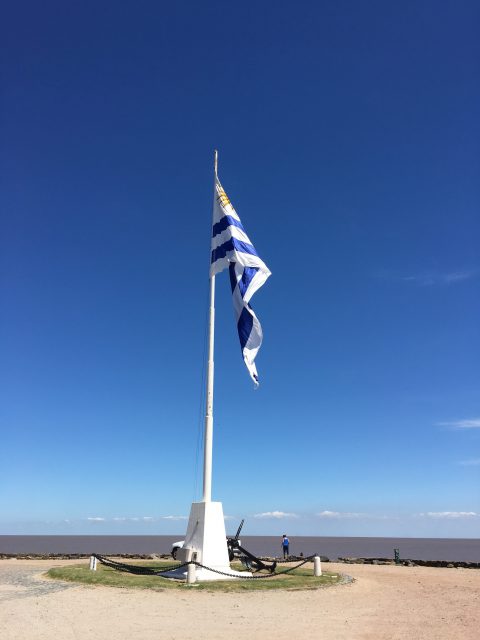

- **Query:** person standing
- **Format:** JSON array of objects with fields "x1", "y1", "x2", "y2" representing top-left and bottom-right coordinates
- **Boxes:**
[{"x1": 281, "y1": 534, "x2": 290, "y2": 559}]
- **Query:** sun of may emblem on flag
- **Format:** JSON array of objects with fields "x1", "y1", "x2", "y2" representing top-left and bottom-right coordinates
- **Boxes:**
[{"x1": 216, "y1": 186, "x2": 231, "y2": 208}]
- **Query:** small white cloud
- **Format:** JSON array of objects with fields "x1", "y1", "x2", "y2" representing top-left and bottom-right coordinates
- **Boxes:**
[
  {"x1": 402, "y1": 274, "x2": 436, "y2": 286},
  {"x1": 444, "y1": 270, "x2": 478, "y2": 283},
  {"x1": 253, "y1": 511, "x2": 299, "y2": 519},
  {"x1": 113, "y1": 516, "x2": 155, "y2": 522},
  {"x1": 317, "y1": 510, "x2": 365, "y2": 519},
  {"x1": 162, "y1": 515, "x2": 188, "y2": 520},
  {"x1": 421, "y1": 512, "x2": 478, "y2": 519},
  {"x1": 401, "y1": 270, "x2": 478, "y2": 287},
  {"x1": 459, "y1": 459, "x2": 480, "y2": 466},
  {"x1": 438, "y1": 418, "x2": 480, "y2": 429},
  {"x1": 87, "y1": 517, "x2": 106, "y2": 522}
]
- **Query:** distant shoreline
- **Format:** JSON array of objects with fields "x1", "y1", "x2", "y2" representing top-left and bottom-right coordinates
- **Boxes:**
[{"x1": 0, "y1": 535, "x2": 478, "y2": 563}]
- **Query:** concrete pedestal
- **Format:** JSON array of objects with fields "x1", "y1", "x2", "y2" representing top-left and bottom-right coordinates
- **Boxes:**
[{"x1": 164, "y1": 501, "x2": 251, "y2": 581}]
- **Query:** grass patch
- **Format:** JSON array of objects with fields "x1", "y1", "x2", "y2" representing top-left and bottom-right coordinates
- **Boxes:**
[{"x1": 46, "y1": 560, "x2": 342, "y2": 592}]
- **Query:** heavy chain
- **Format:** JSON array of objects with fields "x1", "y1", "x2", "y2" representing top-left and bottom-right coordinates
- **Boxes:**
[
  {"x1": 94, "y1": 554, "x2": 187, "y2": 575},
  {"x1": 93, "y1": 553, "x2": 317, "y2": 580},
  {"x1": 192, "y1": 556, "x2": 315, "y2": 579}
]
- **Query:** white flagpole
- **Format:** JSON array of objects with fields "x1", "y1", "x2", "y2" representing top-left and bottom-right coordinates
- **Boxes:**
[{"x1": 202, "y1": 149, "x2": 218, "y2": 503}]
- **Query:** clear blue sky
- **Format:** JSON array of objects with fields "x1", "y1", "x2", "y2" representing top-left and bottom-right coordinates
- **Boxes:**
[{"x1": 1, "y1": 1, "x2": 479, "y2": 538}]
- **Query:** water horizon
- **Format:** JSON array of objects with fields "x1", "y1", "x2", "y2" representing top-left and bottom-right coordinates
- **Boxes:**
[{"x1": 1, "y1": 535, "x2": 478, "y2": 562}]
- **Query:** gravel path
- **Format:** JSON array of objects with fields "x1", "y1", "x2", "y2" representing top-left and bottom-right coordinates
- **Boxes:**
[{"x1": 0, "y1": 562, "x2": 73, "y2": 603}]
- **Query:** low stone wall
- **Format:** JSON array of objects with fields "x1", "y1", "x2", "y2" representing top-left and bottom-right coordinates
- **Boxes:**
[
  {"x1": 337, "y1": 557, "x2": 480, "y2": 569},
  {"x1": 0, "y1": 553, "x2": 172, "y2": 560}
]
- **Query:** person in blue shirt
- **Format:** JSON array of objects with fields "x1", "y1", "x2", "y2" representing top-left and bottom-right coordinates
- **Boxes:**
[{"x1": 281, "y1": 534, "x2": 290, "y2": 559}]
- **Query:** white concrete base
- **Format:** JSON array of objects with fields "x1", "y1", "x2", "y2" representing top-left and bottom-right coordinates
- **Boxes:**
[{"x1": 164, "y1": 501, "x2": 252, "y2": 582}]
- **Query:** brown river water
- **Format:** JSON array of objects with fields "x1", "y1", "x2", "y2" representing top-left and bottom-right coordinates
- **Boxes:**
[{"x1": 1, "y1": 536, "x2": 478, "y2": 562}]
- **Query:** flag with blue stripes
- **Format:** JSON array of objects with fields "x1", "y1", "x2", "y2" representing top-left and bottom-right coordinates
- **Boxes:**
[{"x1": 211, "y1": 176, "x2": 271, "y2": 386}]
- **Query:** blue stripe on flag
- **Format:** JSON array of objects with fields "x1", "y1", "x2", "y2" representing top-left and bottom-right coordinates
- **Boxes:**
[
  {"x1": 211, "y1": 237, "x2": 258, "y2": 264},
  {"x1": 228, "y1": 264, "x2": 259, "y2": 295},
  {"x1": 237, "y1": 306, "x2": 254, "y2": 351},
  {"x1": 238, "y1": 267, "x2": 259, "y2": 298},
  {"x1": 212, "y1": 215, "x2": 245, "y2": 238},
  {"x1": 228, "y1": 264, "x2": 237, "y2": 293}
]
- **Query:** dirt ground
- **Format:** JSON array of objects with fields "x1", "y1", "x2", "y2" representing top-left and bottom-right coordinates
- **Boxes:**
[{"x1": 0, "y1": 559, "x2": 479, "y2": 639}]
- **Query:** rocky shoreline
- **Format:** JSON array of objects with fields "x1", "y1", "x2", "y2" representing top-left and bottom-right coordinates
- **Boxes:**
[
  {"x1": 0, "y1": 553, "x2": 478, "y2": 569},
  {"x1": 336, "y1": 557, "x2": 479, "y2": 569}
]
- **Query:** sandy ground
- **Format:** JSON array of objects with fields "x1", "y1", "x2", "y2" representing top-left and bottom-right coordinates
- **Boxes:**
[{"x1": 0, "y1": 559, "x2": 479, "y2": 639}]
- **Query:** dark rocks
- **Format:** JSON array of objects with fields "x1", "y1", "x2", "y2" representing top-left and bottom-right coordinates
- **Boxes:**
[
  {"x1": 291, "y1": 555, "x2": 330, "y2": 562},
  {"x1": 267, "y1": 555, "x2": 330, "y2": 563},
  {"x1": 336, "y1": 557, "x2": 480, "y2": 569},
  {"x1": 0, "y1": 553, "x2": 172, "y2": 560}
]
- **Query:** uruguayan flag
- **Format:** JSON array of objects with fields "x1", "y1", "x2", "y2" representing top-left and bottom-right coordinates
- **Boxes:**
[{"x1": 211, "y1": 177, "x2": 271, "y2": 386}]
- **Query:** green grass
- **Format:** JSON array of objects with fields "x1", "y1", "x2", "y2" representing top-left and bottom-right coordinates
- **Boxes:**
[{"x1": 46, "y1": 560, "x2": 342, "y2": 592}]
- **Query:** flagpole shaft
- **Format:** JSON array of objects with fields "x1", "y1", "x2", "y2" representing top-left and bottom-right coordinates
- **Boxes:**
[
  {"x1": 202, "y1": 274, "x2": 214, "y2": 502},
  {"x1": 202, "y1": 150, "x2": 218, "y2": 503}
]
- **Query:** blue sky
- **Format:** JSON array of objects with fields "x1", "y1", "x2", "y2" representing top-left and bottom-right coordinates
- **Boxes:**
[{"x1": 1, "y1": 1, "x2": 479, "y2": 538}]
